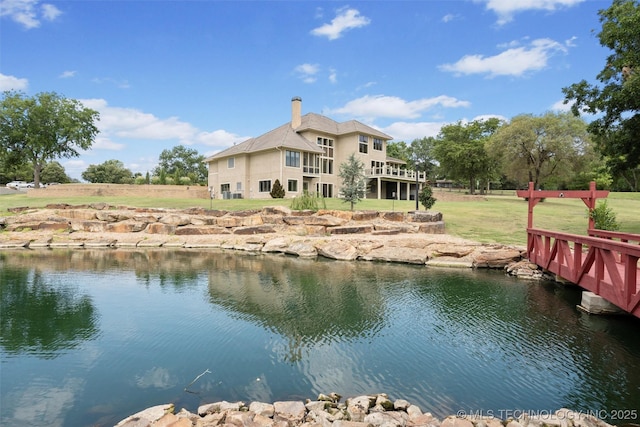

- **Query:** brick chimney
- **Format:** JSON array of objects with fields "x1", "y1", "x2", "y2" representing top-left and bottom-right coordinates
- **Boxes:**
[{"x1": 291, "y1": 96, "x2": 302, "y2": 129}]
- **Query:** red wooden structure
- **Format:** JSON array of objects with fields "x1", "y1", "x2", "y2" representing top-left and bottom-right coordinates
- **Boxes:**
[{"x1": 516, "y1": 182, "x2": 640, "y2": 318}]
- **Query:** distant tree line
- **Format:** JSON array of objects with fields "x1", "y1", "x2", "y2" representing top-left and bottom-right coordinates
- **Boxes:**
[
  {"x1": 80, "y1": 145, "x2": 208, "y2": 185},
  {"x1": 388, "y1": 111, "x2": 622, "y2": 193}
]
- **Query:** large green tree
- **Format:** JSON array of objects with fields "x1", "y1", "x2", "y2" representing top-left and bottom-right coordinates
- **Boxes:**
[
  {"x1": 386, "y1": 141, "x2": 411, "y2": 162},
  {"x1": 339, "y1": 153, "x2": 366, "y2": 211},
  {"x1": 433, "y1": 118, "x2": 502, "y2": 194},
  {"x1": 0, "y1": 157, "x2": 32, "y2": 184},
  {"x1": 82, "y1": 159, "x2": 134, "y2": 184},
  {"x1": 562, "y1": 0, "x2": 640, "y2": 190},
  {"x1": 0, "y1": 91, "x2": 99, "y2": 187},
  {"x1": 409, "y1": 137, "x2": 437, "y2": 179},
  {"x1": 487, "y1": 112, "x2": 592, "y2": 190},
  {"x1": 153, "y1": 145, "x2": 207, "y2": 185},
  {"x1": 40, "y1": 161, "x2": 71, "y2": 184}
]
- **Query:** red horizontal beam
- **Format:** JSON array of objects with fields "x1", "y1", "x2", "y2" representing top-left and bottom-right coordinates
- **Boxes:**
[
  {"x1": 588, "y1": 229, "x2": 640, "y2": 244},
  {"x1": 515, "y1": 189, "x2": 609, "y2": 200}
]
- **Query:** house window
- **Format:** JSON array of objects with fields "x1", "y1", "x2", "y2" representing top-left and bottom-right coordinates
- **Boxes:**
[
  {"x1": 373, "y1": 138, "x2": 383, "y2": 151},
  {"x1": 288, "y1": 179, "x2": 298, "y2": 192},
  {"x1": 221, "y1": 183, "x2": 230, "y2": 194},
  {"x1": 236, "y1": 182, "x2": 242, "y2": 191},
  {"x1": 303, "y1": 153, "x2": 319, "y2": 174},
  {"x1": 317, "y1": 183, "x2": 333, "y2": 198},
  {"x1": 317, "y1": 137, "x2": 334, "y2": 158},
  {"x1": 227, "y1": 157, "x2": 235, "y2": 168},
  {"x1": 286, "y1": 150, "x2": 300, "y2": 167},
  {"x1": 322, "y1": 158, "x2": 333, "y2": 174},
  {"x1": 359, "y1": 135, "x2": 368, "y2": 154},
  {"x1": 259, "y1": 180, "x2": 271, "y2": 192}
]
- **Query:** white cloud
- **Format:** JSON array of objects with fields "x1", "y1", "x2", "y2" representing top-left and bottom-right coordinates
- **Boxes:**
[
  {"x1": 40, "y1": 2, "x2": 60, "y2": 20},
  {"x1": 311, "y1": 7, "x2": 370, "y2": 40},
  {"x1": 329, "y1": 95, "x2": 470, "y2": 120},
  {"x1": 439, "y1": 38, "x2": 572, "y2": 78},
  {"x1": 551, "y1": 98, "x2": 573, "y2": 113},
  {"x1": 382, "y1": 121, "x2": 447, "y2": 142},
  {"x1": 329, "y1": 68, "x2": 337, "y2": 84},
  {"x1": 196, "y1": 129, "x2": 250, "y2": 148},
  {"x1": 0, "y1": 73, "x2": 28, "y2": 91},
  {"x1": 80, "y1": 98, "x2": 199, "y2": 145},
  {"x1": 0, "y1": 0, "x2": 62, "y2": 29},
  {"x1": 356, "y1": 81, "x2": 377, "y2": 91},
  {"x1": 59, "y1": 70, "x2": 76, "y2": 79},
  {"x1": 92, "y1": 135, "x2": 125, "y2": 151},
  {"x1": 382, "y1": 114, "x2": 508, "y2": 142},
  {"x1": 79, "y1": 98, "x2": 248, "y2": 151},
  {"x1": 476, "y1": 0, "x2": 585, "y2": 25},
  {"x1": 294, "y1": 63, "x2": 319, "y2": 83},
  {"x1": 441, "y1": 13, "x2": 459, "y2": 23}
]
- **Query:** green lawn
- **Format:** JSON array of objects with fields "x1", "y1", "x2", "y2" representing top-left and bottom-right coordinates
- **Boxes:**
[{"x1": 1, "y1": 189, "x2": 639, "y2": 247}]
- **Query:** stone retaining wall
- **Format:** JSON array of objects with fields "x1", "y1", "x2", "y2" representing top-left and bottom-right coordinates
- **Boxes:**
[
  {"x1": 115, "y1": 393, "x2": 614, "y2": 427},
  {"x1": 0, "y1": 204, "x2": 538, "y2": 273},
  {"x1": 1, "y1": 204, "x2": 446, "y2": 237}
]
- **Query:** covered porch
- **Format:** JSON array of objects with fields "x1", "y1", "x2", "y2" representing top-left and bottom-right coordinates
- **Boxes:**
[{"x1": 365, "y1": 177, "x2": 422, "y2": 201}]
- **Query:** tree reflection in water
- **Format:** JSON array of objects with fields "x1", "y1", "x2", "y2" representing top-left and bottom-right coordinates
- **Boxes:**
[
  {"x1": 204, "y1": 253, "x2": 391, "y2": 362},
  {"x1": 0, "y1": 257, "x2": 99, "y2": 359}
]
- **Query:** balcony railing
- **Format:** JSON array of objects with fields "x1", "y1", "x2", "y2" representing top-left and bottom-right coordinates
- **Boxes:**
[{"x1": 364, "y1": 167, "x2": 426, "y2": 181}]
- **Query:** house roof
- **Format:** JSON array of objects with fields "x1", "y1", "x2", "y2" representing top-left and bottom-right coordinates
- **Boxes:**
[
  {"x1": 205, "y1": 111, "x2": 393, "y2": 161},
  {"x1": 296, "y1": 113, "x2": 393, "y2": 139},
  {"x1": 205, "y1": 122, "x2": 323, "y2": 161}
]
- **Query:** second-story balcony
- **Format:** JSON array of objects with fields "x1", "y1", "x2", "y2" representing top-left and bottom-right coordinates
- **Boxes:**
[{"x1": 364, "y1": 166, "x2": 426, "y2": 182}]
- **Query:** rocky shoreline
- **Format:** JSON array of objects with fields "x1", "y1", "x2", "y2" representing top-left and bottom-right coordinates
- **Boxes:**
[
  {"x1": 0, "y1": 204, "x2": 547, "y2": 278},
  {"x1": 115, "y1": 393, "x2": 615, "y2": 427}
]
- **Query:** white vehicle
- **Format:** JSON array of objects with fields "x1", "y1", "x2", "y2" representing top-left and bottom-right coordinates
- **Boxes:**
[
  {"x1": 5, "y1": 181, "x2": 34, "y2": 189},
  {"x1": 6, "y1": 181, "x2": 26, "y2": 189}
]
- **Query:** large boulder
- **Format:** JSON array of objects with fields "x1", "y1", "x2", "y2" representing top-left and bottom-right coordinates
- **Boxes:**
[
  {"x1": 360, "y1": 245, "x2": 427, "y2": 264},
  {"x1": 285, "y1": 241, "x2": 318, "y2": 258},
  {"x1": 316, "y1": 241, "x2": 358, "y2": 260},
  {"x1": 472, "y1": 247, "x2": 523, "y2": 268}
]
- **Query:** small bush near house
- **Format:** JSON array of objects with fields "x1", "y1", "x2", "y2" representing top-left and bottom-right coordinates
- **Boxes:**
[
  {"x1": 270, "y1": 179, "x2": 285, "y2": 198},
  {"x1": 291, "y1": 191, "x2": 326, "y2": 211}
]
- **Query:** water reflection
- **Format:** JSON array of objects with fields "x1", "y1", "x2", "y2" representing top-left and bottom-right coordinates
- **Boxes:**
[
  {"x1": 0, "y1": 255, "x2": 99, "y2": 358},
  {"x1": 205, "y1": 253, "x2": 388, "y2": 361},
  {"x1": 0, "y1": 249, "x2": 639, "y2": 427}
]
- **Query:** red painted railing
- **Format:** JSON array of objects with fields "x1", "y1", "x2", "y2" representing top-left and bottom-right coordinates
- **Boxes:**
[
  {"x1": 517, "y1": 182, "x2": 640, "y2": 318},
  {"x1": 526, "y1": 228, "x2": 640, "y2": 317}
]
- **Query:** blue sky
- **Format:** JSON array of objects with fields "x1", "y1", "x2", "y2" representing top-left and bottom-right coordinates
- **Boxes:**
[{"x1": 1, "y1": 0, "x2": 609, "y2": 180}]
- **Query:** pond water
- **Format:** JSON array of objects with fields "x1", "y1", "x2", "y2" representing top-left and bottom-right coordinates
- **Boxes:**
[{"x1": 1, "y1": 249, "x2": 639, "y2": 427}]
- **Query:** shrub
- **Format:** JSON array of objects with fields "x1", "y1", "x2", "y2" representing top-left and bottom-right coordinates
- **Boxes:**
[
  {"x1": 589, "y1": 200, "x2": 619, "y2": 231},
  {"x1": 291, "y1": 191, "x2": 326, "y2": 211},
  {"x1": 270, "y1": 179, "x2": 285, "y2": 198},
  {"x1": 419, "y1": 184, "x2": 437, "y2": 210}
]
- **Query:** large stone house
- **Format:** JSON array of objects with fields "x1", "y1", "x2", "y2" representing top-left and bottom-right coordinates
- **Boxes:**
[{"x1": 205, "y1": 97, "x2": 425, "y2": 200}]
